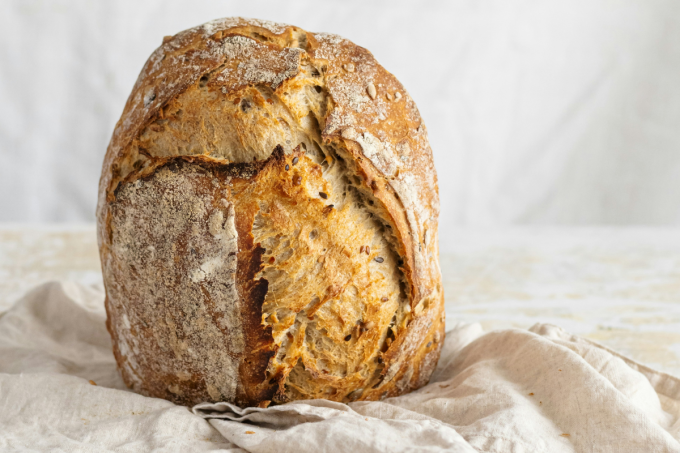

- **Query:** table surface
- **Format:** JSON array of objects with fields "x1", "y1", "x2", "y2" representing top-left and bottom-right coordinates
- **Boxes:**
[{"x1": 1, "y1": 225, "x2": 679, "y2": 377}]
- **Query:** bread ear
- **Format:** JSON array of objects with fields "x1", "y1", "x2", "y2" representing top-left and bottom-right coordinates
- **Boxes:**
[{"x1": 98, "y1": 18, "x2": 444, "y2": 407}]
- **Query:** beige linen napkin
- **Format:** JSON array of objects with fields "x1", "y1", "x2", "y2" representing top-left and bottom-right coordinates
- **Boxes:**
[{"x1": 1, "y1": 281, "x2": 678, "y2": 452}]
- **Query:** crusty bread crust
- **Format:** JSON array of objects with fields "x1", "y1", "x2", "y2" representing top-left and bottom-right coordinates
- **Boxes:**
[{"x1": 97, "y1": 17, "x2": 444, "y2": 407}]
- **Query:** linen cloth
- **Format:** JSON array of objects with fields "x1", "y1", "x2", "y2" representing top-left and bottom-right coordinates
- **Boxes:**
[{"x1": 0, "y1": 281, "x2": 678, "y2": 452}]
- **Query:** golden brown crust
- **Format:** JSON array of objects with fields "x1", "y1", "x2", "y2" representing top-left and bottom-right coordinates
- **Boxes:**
[
  {"x1": 230, "y1": 148, "x2": 285, "y2": 406},
  {"x1": 98, "y1": 17, "x2": 444, "y2": 407}
]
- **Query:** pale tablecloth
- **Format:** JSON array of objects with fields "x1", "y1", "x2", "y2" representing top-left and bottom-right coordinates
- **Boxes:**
[{"x1": 0, "y1": 281, "x2": 678, "y2": 452}]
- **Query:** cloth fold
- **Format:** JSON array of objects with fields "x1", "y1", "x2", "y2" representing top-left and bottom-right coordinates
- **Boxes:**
[{"x1": 1, "y1": 281, "x2": 679, "y2": 452}]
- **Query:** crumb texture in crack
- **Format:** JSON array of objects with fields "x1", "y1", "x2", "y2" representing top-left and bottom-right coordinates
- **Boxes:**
[{"x1": 235, "y1": 146, "x2": 409, "y2": 403}]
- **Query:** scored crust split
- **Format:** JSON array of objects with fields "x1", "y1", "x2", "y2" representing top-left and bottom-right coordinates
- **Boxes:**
[{"x1": 97, "y1": 17, "x2": 444, "y2": 408}]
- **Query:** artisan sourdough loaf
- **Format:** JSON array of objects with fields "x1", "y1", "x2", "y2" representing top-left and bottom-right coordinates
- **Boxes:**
[{"x1": 97, "y1": 17, "x2": 444, "y2": 408}]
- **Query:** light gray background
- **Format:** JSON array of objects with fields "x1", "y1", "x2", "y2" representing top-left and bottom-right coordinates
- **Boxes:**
[{"x1": 1, "y1": 0, "x2": 680, "y2": 253}]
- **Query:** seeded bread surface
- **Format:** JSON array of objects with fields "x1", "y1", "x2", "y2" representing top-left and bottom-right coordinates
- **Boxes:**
[{"x1": 97, "y1": 17, "x2": 444, "y2": 407}]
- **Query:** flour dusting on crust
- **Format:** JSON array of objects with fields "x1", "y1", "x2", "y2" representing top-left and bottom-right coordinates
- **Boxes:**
[
  {"x1": 219, "y1": 36, "x2": 302, "y2": 89},
  {"x1": 106, "y1": 164, "x2": 242, "y2": 404}
]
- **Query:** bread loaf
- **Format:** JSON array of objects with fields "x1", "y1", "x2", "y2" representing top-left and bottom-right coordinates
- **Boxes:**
[{"x1": 97, "y1": 17, "x2": 444, "y2": 408}]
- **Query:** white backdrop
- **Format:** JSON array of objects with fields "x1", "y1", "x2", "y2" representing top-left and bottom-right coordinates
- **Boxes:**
[{"x1": 1, "y1": 0, "x2": 680, "y2": 252}]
